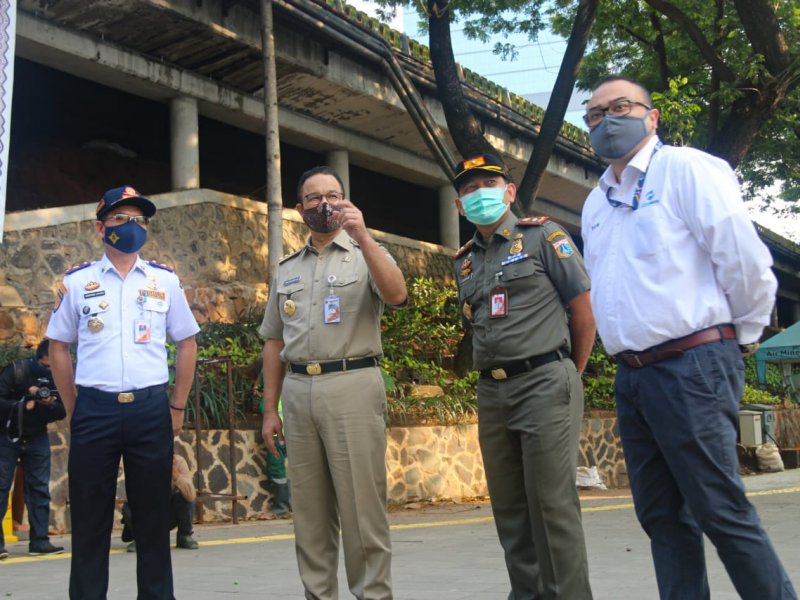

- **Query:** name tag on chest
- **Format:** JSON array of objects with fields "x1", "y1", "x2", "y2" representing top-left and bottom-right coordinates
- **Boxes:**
[{"x1": 138, "y1": 289, "x2": 169, "y2": 312}]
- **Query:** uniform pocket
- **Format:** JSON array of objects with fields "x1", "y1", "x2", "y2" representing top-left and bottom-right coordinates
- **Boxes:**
[{"x1": 332, "y1": 275, "x2": 361, "y2": 313}]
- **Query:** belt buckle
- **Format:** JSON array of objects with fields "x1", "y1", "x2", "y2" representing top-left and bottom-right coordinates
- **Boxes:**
[
  {"x1": 117, "y1": 392, "x2": 135, "y2": 404},
  {"x1": 306, "y1": 363, "x2": 322, "y2": 376},
  {"x1": 490, "y1": 368, "x2": 507, "y2": 380}
]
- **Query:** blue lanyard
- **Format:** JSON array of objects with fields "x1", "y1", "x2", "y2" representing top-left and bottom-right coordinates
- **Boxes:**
[{"x1": 606, "y1": 141, "x2": 663, "y2": 211}]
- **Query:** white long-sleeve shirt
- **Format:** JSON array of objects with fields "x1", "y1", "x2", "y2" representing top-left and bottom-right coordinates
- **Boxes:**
[{"x1": 581, "y1": 135, "x2": 776, "y2": 356}]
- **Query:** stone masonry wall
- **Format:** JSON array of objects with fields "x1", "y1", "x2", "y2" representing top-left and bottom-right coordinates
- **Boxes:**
[
  {"x1": 43, "y1": 418, "x2": 626, "y2": 533},
  {"x1": 0, "y1": 190, "x2": 454, "y2": 343}
]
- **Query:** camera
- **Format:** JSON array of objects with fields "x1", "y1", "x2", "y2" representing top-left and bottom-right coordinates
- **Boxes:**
[{"x1": 30, "y1": 377, "x2": 58, "y2": 401}]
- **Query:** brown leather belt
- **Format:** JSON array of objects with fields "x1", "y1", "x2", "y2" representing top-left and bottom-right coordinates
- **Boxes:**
[
  {"x1": 288, "y1": 356, "x2": 379, "y2": 376},
  {"x1": 616, "y1": 324, "x2": 736, "y2": 369}
]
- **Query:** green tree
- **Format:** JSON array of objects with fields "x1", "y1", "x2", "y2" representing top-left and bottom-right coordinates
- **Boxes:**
[
  {"x1": 551, "y1": 0, "x2": 800, "y2": 205},
  {"x1": 380, "y1": 0, "x2": 598, "y2": 213}
]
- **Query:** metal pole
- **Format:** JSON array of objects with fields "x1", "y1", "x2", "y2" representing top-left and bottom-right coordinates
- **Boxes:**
[
  {"x1": 225, "y1": 358, "x2": 239, "y2": 524},
  {"x1": 260, "y1": 0, "x2": 284, "y2": 279},
  {"x1": 193, "y1": 369, "x2": 205, "y2": 523}
]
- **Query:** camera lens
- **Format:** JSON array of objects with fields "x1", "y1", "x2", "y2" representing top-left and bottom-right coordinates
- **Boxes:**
[{"x1": 37, "y1": 387, "x2": 51, "y2": 399}]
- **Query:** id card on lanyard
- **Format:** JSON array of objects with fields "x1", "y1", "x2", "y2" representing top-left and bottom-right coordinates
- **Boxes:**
[{"x1": 324, "y1": 275, "x2": 341, "y2": 324}]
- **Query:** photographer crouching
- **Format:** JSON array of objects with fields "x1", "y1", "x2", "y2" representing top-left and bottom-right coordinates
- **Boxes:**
[{"x1": 0, "y1": 339, "x2": 66, "y2": 559}]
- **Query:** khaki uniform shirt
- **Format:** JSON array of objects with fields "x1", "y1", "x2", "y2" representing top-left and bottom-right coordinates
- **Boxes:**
[
  {"x1": 259, "y1": 230, "x2": 395, "y2": 363},
  {"x1": 454, "y1": 212, "x2": 590, "y2": 371}
]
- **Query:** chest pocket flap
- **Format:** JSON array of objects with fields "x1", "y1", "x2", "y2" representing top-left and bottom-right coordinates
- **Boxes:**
[
  {"x1": 500, "y1": 257, "x2": 536, "y2": 282},
  {"x1": 277, "y1": 282, "x2": 305, "y2": 297},
  {"x1": 332, "y1": 274, "x2": 359, "y2": 288}
]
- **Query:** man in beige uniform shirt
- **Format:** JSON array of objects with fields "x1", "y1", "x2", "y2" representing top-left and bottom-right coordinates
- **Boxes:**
[{"x1": 260, "y1": 166, "x2": 407, "y2": 600}]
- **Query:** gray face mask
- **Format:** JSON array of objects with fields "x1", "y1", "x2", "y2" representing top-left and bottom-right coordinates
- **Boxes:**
[{"x1": 589, "y1": 114, "x2": 650, "y2": 160}]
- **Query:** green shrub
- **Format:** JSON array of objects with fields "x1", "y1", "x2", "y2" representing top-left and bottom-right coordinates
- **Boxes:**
[
  {"x1": 0, "y1": 342, "x2": 31, "y2": 368},
  {"x1": 381, "y1": 277, "x2": 477, "y2": 425},
  {"x1": 582, "y1": 341, "x2": 617, "y2": 411},
  {"x1": 742, "y1": 383, "x2": 783, "y2": 405},
  {"x1": 169, "y1": 320, "x2": 264, "y2": 429}
]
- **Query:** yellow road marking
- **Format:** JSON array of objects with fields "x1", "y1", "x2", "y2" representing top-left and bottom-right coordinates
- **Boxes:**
[{"x1": 1, "y1": 485, "x2": 797, "y2": 564}]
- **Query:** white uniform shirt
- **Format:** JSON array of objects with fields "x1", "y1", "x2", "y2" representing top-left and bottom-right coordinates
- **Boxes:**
[
  {"x1": 581, "y1": 135, "x2": 777, "y2": 356},
  {"x1": 46, "y1": 254, "x2": 200, "y2": 392}
]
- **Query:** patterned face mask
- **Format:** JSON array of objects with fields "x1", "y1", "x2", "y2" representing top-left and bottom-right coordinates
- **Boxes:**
[{"x1": 302, "y1": 201, "x2": 341, "y2": 233}]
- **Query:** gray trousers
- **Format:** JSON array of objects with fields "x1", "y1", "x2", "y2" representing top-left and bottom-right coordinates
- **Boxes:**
[
  {"x1": 477, "y1": 358, "x2": 592, "y2": 600},
  {"x1": 283, "y1": 367, "x2": 392, "y2": 600}
]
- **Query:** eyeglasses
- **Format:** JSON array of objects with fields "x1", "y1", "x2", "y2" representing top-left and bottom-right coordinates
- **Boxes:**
[
  {"x1": 103, "y1": 213, "x2": 151, "y2": 226},
  {"x1": 583, "y1": 97, "x2": 652, "y2": 128},
  {"x1": 304, "y1": 191, "x2": 343, "y2": 207}
]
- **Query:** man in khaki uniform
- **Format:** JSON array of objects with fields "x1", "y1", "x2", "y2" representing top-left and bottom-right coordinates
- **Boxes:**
[
  {"x1": 260, "y1": 166, "x2": 407, "y2": 600},
  {"x1": 452, "y1": 154, "x2": 596, "y2": 600}
]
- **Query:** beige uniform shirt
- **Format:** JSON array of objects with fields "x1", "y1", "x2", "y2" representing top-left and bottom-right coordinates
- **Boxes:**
[{"x1": 259, "y1": 230, "x2": 395, "y2": 363}]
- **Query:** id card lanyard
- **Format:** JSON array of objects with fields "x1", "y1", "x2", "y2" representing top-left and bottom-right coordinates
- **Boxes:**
[
  {"x1": 323, "y1": 274, "x2": 341, "y2": 324},
  {"x1": 606, "y1": 141, "x2": 663, "y2": 210},
  {"x1": 490, "y1": 271, "x2": 508, "y2": 318}
]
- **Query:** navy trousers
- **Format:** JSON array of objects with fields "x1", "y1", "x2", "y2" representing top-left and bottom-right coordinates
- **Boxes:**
[
  {"x1": 0, "y1": 433, "x2": 52, "y2": 546},
  {"x1": 616, "y1": 339, "x2": 796, "y2": 600},
  {"x1": 68, "y1": 385, "x2": 174, "y2": 600}
]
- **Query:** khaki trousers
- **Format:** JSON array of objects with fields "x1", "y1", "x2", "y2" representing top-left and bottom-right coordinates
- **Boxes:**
[{"x1": 283, "y1": 367, "x2": 393, "y2": 600}]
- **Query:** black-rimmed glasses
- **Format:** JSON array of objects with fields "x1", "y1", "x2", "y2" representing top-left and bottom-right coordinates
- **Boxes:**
[{"x1": 583, "y1": 97, "x2": 652, "y2": 128}]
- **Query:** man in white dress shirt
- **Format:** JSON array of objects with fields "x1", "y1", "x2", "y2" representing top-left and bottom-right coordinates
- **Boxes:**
[
  {"x1": 581, "y1": 75, "x2": 796, "y2": 600},
  {"x1": 47, "y1": 186, "x2": 199, "y2": 600}
]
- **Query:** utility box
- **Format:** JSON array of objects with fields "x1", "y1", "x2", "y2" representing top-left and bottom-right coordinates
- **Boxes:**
[
  {"x1": 739, "y1": 410, "x2": 763, "y2": 446},
  {"x1": 743, "y1": 404, "x2": 777, "y2": 444}
]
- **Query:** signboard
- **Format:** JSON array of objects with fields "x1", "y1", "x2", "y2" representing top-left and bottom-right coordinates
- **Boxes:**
[{"x1": 0, "y1": 0, "x2": 16, "y2": 242}]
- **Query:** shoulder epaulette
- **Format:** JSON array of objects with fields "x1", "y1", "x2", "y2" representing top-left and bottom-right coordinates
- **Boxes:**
[
  {"x1": 278, "y1": 248, "x2": 303, "y2": 264},
  {"x1": 147, "y1": 260, "x2": 175, "y2": 273},
  {"x1": 453, "y1": 240, "x2": 474, "y2": 260},
  {"x1": 64, "y1": 261, "x2": 92, "y2": 276},
  {"x1": 517, "y1": 216, "x2": 549, "y2": 226}
]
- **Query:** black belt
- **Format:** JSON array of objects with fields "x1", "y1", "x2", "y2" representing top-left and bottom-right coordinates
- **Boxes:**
[
  {"x1": 616, "y1": 324, "x2": 736, "y2": 369},
  {"x1": 479, "y1": 351, "x2": 562, "y2": 380},
  {"x1": 77, "y1": 384, "x2": 167, "y2": 404},
  {"x1": 288, "y1": 356, "x2": 380, "y2": 376}
]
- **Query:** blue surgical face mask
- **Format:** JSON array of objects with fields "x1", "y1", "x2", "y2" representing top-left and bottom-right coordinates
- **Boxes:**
[
  {"x1": 460, "y1": 185, "x2": 508, "y2": 225},
  {"x1": 104, "y1": 220, "x2": 148, "y2": 254}
]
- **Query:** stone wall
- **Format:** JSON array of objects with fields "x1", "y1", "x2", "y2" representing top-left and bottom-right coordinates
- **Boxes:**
[
  {"x1": 43, "y1": 417, "x2": 626, "y2": 532},
  {"x1": 0, "y1": 189, "x2": 454, "y2": 343}
]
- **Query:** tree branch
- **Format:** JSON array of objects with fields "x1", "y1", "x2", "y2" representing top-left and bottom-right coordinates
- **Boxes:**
[
  {"x1": 643, "y1": 0, "x2": 736, "y2": 82},
  {"x1": 648, "y1": 9, "x2": 669, "y2": 89},
  {"x1": 427, "y1": 0, "x2": 494, "y2": 159},
  {"x1": 517, "y1": 0, "x2": 599, "y2": 214},
  {"x1": 732, "y1": 0, "x2": 790, "y2": 76}
]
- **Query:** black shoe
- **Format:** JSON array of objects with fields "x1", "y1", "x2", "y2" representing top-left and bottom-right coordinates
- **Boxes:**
[
  {"x1": 176, "y1": 533, "x2": 198, "y2": 549},
  {"x1": 0, "y1": 546, "x2": 8, "y2": 560},
  {"x1": 28, "y1": 541, "x2": 65, "y2": 556},
  {"x1": 121, "y1": 524, "x2": 133, "y2": 543}
]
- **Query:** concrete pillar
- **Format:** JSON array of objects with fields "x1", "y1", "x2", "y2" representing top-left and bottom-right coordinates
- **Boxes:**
[
  {"x1": 170, "y1": 96, "x2": 200, "y2": 190},
  {"x1": 439, "y1": 184, "x2": 460, "y2": 249},
  {"x1": 326, "y1": 149, "x2": 350, "y2": 197}
]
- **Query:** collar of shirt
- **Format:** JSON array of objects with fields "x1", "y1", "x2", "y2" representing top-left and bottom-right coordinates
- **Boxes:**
[
  {"x1": 301, "y1": 229, "x2": 353, "y2": 257},
  {"x1": 599, "y1": 135, "x2": 661, "y2": 208},
  {"x1": 471, "y1": 211, "x2": 518, "y2": 249},
  {"x1": 97, "y1": 254, "x2": 148, "y2": 278}
]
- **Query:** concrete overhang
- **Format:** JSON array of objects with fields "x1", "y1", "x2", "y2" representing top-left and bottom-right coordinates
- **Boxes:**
[{"x1": 16, "y1": 0, "x2": 602, "y2": 223}]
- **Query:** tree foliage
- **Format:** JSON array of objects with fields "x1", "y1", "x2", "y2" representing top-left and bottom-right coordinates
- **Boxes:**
[{"x1": 550, "y1": 0, "x2": 800, "y2": 206}]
